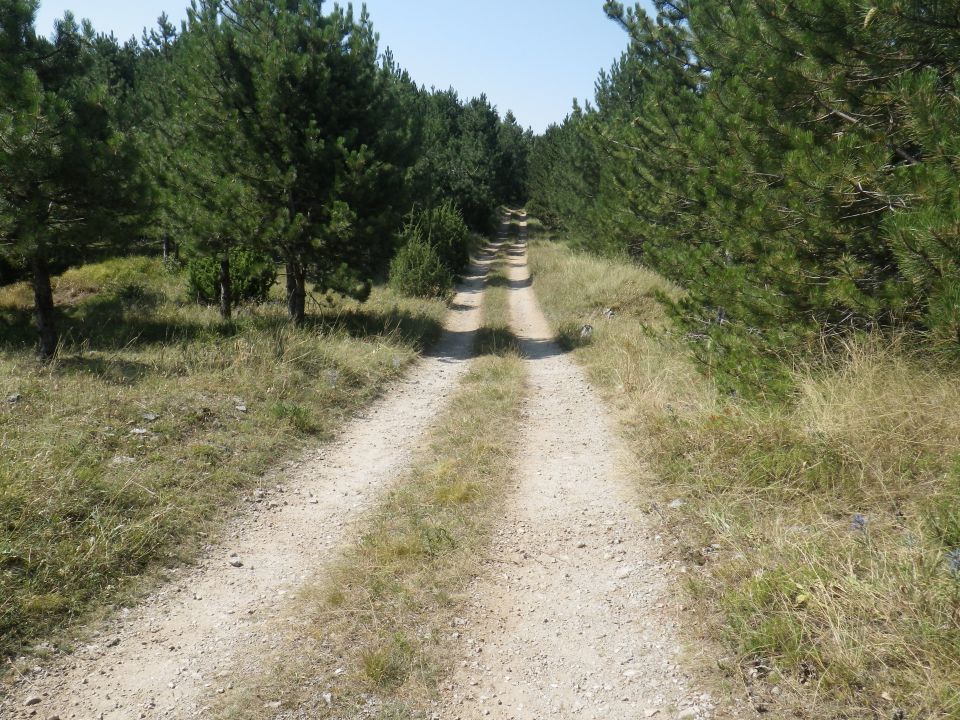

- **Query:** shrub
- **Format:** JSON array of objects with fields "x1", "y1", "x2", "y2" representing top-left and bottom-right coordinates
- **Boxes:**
[
  {"x1": 187, "y1": 247, "x2": 277, "y2": 304},
  {"x1": 320, "y1": 263, "x2": 372, "y2": 303},
  {"x1": 416, "y1": 200, "x2": 471, "y2": 276},
  {"x1": 389, "y1": 232, "x2": 453, "y2": 299}
]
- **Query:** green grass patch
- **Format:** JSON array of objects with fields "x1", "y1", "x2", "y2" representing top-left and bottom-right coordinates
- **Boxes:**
[
  {"x1": 0, "y1": 256, "x2": 447, "y2": 667},
  {"x1": 528, "y1": 237, "x2": 960, "y2": 719}
]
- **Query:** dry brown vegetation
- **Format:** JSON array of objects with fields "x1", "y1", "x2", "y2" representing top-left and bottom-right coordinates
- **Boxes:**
[
  {"x1": 0, "y1": 256, "x2": 447, "y2": 666},
  {"x1": 528, "y1": 238, "x2": 960, "y2": 719}
]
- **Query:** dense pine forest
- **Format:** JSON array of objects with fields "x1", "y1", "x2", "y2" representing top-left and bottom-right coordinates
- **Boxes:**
[
  {"x1": 530, "y1": 0, "x2": 960, "y2": 397},
  {"x1": 1, "y1": 0, "x2": 531, "y2": 357}
]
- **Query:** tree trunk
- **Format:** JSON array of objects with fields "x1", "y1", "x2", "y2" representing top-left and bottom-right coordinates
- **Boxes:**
[
  {"x1": 285, "y1": 258, "x2": 306, "y2": 326},
  {"x1": 31, "y1": 252, "x2": 57, "y2": 360},
  {"x1": 162, "y1": 236, "x2": 179, "y2": 261},
  {"x1": 219, "y1": 253, "x2": 232, "y2": 321}
]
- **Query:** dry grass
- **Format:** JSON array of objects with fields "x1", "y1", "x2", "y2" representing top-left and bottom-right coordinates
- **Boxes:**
[
  {"x1": 526, "y1": 238, "x2": 711, "y2": 423},
  {"x1": 528, "y1": 238, "x2": 960, "y2": 719},
  {"x1": 216, "y1": 244, "x2": 525, "y2": 719},
  {"x1": 0, "y1": 256, "x2": 447, "y2": 668}
]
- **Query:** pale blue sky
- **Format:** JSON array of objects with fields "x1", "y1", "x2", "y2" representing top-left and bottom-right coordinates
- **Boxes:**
[{"x1": 33, "y1": 1, "x2": 653, "y2": 133}]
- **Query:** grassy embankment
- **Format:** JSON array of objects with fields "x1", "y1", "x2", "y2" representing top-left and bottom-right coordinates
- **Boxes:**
[
  {"x1": 528, "y1": 234, "x2": 960, "y2": 719},
  {"x1": 219, "y1": 240, "x2": 525, "y2": 719},
  {"x1": 0, "y1": 256, "x2": 447, "y2": 667}
]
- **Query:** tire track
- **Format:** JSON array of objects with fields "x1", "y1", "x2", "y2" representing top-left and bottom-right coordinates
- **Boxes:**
[
  {"x1": 5, "y1": 252, "x2": 496, "y2": 720},
  {"x1": 435, "y1": 217, "x2": 714, "y2": 720}
]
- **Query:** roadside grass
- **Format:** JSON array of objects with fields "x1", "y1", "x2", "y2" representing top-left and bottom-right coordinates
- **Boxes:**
[
  {"x1": 527, "y1": 238, "x2": 960, "y2": 719},
  {"x1": 218, "y1": 243, "x2": 525, "y2": 719},
  {"x1": 0, "y1": 256, "x2": 447, "y2": 668}
]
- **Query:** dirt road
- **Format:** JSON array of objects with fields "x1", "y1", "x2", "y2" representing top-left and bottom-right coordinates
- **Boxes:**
[
  {"x1": 5, "y1": 252, "x2": 493, "y2": 720},
  {"x1": 6, "y1": 221, "x2": 724, "y2": 720},
  {"x1": 434, "y1": 217, "x2": 715, "y2": 719}
]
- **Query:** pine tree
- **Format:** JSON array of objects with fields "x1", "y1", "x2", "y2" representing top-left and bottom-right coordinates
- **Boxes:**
[
  {"x1": 531, "y1": 0, "x2": 960, "y2": 393},
  {"x1": 134, "y1": 13, "x2": 184, "y2": 263},
  {"x1": 527, "y1": 108, "x2": 604, "y2": 240},
  {"x1": 495, "y1": 110, "x2": 533, "y2": 205},
  {"x1": 0, "y1": 2, "x2": 147, "y2": 357},
  {"x1": 151, "y1": 15, "x2": 264, "y2": 320},
  {"x1": 188, "y1": 0, "x2": 416, "y2": 325},
  {"x1": 410, "y1": 89, "x2": 518, "y2": 233}
]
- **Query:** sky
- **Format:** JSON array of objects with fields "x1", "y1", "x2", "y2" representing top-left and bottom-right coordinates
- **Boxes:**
[{"x1": 33, "y1": 0, "x2": 653, "y2": 133}]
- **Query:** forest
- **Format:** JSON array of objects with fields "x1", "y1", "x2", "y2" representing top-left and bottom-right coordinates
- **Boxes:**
[
  {"x1": 1, "y1": 0, "x2": 531, "y2": 357},
  {"x1": 530, "y1": 0, "x2": 960, "y2": 398}
]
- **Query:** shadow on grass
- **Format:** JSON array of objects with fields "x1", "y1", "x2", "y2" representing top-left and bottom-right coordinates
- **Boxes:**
[
  {"x1": 486, "y1": 274, "x2": 532, "y2": 291},
  {"x1": 0, "y1": 307, "x2": 38, "y2": 347},
  {"x1": 0, "y1": 292, "x2": 233, "y2": 355},
  {"x1": 3, "y1": 263, "x2": 564, "y2": 368},
  {"x1": 475, "y1": 326, "x2": 521, "y2": 357},
  {"x1": 52, "y1": 355, "x2": 157, "y2": 383},
  {"x1": 68, "y1": 318, "x2": 234, "y2": 350},
  {"x1": 2, "y1": 291, "x2": 446, "y2": 359},
  {"x1": 554, "y1": 327, "x2": 595, "y2": 353},
  {"x1": 307, "y1": 306, "x2": 445, "y2": 350},
  {"x1": 474, "y1": 325, "x2": 568, "y2": 361}
]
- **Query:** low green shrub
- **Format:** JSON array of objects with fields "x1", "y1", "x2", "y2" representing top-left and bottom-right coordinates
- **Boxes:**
[
  {"x1": 416, "y1": 200, "x2": 471, "y2": 276},
  {"x1": 389, "y1": 234, "x2": 453, "y2": 299},
  {"x1": 388, "y1": 201, "x2": 474, "y2": 299},
  {"x1": 187, "y1": 247, "x2": 277, "y2": 304}
]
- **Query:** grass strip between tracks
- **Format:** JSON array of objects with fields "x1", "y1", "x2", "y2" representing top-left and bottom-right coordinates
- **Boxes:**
[{"x1": 219, "y1": 243, "x2": 525, "y2": 719}]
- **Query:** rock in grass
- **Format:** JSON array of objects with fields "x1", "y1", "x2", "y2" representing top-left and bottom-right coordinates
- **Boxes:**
[
  {"x1": 24, "y1": 695, "x2": 41, "y2": 706},
  {"x1": 7, "y1": 393, "x2": 21, "y2": 404}
]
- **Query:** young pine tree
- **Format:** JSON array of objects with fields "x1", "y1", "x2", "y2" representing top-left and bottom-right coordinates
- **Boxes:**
[
  {"x1": 189, "y1": 0, "x2": 415, "y2": 325},
  {"x1": 0, "y1": 2, "x2": 147, "y2": 357}
]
